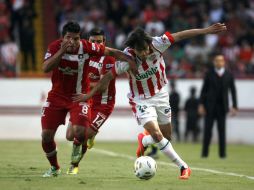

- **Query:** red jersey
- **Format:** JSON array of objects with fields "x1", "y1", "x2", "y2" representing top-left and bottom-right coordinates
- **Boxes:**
[
  {"x1": 44, "y1": 39, "x2": 105, "y2": 99},
  {"x1": 88, "y1": 56, "x2": 116, "y2": 106}
]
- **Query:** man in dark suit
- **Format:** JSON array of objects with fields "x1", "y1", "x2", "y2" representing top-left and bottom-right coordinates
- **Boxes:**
[
  {"x1": 199, "y1": 54, "x2": 237, "y2": 158},
  {"x1": 184, "y1": 86, "x2": 200, "y2": 143},
  {"x1": 169, "y1": 81, "x2": 181, "y2": 142}
]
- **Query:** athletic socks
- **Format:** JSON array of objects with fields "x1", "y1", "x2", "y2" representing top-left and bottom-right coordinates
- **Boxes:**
[
  {"x1": 156, "y1": 138, "x2": 188, "y2": 169},
  {"x1": 42, "y1": 141, "x2": 60, "y2": 169}
]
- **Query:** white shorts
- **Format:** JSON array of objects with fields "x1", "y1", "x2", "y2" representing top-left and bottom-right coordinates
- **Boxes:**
[{"x1": 129, "y1": 88, "x2": 171, "y2": 126}]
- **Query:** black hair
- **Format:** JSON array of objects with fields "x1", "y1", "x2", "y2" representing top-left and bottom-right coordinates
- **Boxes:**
[
  {"x1": 125, "y1": 27, "x2": 152, "y2": 51},
  {"x1": 89, "y1": 27, "x2": 105, "y2": 37},
  {"x1": 190, "y1": 86, "x2": 196, "y2": 96},
  {"x1": 62, "y1": 21, "x2": 81, "y2": 36},
  {"x1": 170, "y1": 80, "x2": 176, "y2": 89},
  {"x1": 210, "y1": 51, "x2": 224, "y2": 59}
]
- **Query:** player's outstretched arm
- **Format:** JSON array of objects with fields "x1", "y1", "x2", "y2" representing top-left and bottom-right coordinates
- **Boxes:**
[
  {"x1": 43, "y1": 41, "x2": 72, "y2": 73},
  {"x1": 72, "y1": 71, "x2": 115, "y2": 102},
  {"x1": 171, "y1": 23, "x2": 227, "y2": 43},
  {"x1": 104, "y1": 47, "x2": 137, "y2": 74}
]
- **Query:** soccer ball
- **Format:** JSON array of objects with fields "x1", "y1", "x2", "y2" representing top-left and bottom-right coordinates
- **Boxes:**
[{"x1": 134, "y1": 156, "x2": 157, "y2": 180}]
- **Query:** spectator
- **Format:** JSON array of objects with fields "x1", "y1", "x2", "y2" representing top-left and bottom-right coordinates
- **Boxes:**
[
  {"x1": 0, "y1": 36, "x2": 19, "y2": 77},
  {"x1": 184, "y1": 86, "x2": 200, "y2": 143},
  {"x1": 169, "y1": 80, "x2": 181, "y2": 142}
]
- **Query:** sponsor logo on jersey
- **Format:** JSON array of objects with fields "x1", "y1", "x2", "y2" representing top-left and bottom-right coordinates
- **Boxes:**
[
  {"x1": 58, "y1": 67, "x2": 78, "y2": 75},
  {"x1": 161, "y1": 36, "x2": 167, "y2": 43},
  {"x1": 89, "y1": 61, "x2": 103, "y2": 69},
  {"x1": 106, "y1": 64, "x2": 114, "y2": 69},
  {"x1": 135, "y1": 66, "x2": 158, "y2": 80},
  {"x1": 44, "y1": 52, "x2": 51, "y2": 60},
  {"x1": 78, "y1": 54, "x2": 84, "y2": 59},
  {"x1": 91, "y1": 43, "x2": 100, "y2": 52},
  {"x1": 88, "y1": 72, "x2": 100, "y2": 80}
]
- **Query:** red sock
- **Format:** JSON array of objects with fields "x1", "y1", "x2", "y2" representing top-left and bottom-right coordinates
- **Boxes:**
[{"x1": 42, "y1": 141, "x2": 60, "y2": 169}]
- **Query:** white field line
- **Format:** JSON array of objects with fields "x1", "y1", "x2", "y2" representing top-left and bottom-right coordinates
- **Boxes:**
[{"x1": 91, "y1": 148, "x2": 254, "y2": 180}]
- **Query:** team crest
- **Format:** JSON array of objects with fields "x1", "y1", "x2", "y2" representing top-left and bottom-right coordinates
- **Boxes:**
[
  {"x1": 78, "y1": 54, "x2": 84, "y2": 59},
  {"x1": 161, "y1": 36, "x2": 167, "y2": 43}
]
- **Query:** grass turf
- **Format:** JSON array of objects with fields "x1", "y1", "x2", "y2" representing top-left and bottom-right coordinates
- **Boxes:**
[{"x1": 0, "y1": 141, "x2": 253, "y2": 190}]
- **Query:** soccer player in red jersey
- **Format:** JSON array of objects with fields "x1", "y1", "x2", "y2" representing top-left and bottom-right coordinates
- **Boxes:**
[
  {"x1": 65, "y1": 28, "x2": 117, "y2": 174},
  {"x1": 73, "y1": 23, "x2": 227, "y2": 180},
  {"x1": 41, "y1": 21, "x2": 135, "y2": 177}
]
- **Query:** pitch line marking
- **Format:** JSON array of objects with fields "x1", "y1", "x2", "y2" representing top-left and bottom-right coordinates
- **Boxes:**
[{"x1": 91, "y1": 148, "x2": 254, "y2": 181}]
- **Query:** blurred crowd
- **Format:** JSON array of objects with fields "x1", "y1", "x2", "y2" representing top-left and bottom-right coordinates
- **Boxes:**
[
  {"x1": 1, "y1": 0, "x2": 254, "y2": 78},
  {"x1": 0, "y1": 0, "x2": 36, "y2": 77}
]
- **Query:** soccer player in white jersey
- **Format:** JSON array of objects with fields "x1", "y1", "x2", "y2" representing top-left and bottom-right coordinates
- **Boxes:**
[{"x1": 72, "y1": 23, "x2": 227, "y2": 179}]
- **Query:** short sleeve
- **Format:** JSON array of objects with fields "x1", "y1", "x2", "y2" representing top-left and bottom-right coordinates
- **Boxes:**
[
  {"x1": 111, "y1": 47, "x2": 133, "y2": 77},
  {"x1": 44, "y1": 42, "x2": 59, "y2": 61},
  {"x1": 101, "y1": 56, "x2": 115, "y2": 75},
  {"x1": 82, "y1": 40, "x2": 105, "y2": 56},
  {"x1": 152, "y1": 32, "x2": 174, "y2": 53},
  {"x1": 111, "y1": 61, "x2": 130, "y2": 77}
]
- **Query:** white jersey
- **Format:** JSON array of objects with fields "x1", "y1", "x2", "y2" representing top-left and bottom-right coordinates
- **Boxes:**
[{"x1": 112, "y1": 31, "x2": 174, "y2": 100}]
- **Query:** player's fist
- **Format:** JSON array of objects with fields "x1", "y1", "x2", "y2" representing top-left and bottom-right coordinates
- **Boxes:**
[
  {"x1": 60, "y1": 40, "x2": 73, "y2": 53},
  {"x1": 205, "y1": 23, "x2": 227, "y2": 34}
]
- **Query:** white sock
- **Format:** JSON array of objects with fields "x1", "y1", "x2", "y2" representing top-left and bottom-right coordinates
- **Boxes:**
[
  {"x1": 157, "y1": 138, "x2": 188, "y2": 169},
  {"x1": 142, "y1": 135, "x2": 155, "y2": 147}
]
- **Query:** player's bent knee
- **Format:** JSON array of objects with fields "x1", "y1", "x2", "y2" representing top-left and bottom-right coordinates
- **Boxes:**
[
  {"x1": 41, "y1": 131, "x2": 54, "y2": 143},
  {"x1": 66, "y1": 132, "x2": 74, "y2": 141},
  {"x1": 73, "y1": 125, "x2": 85, "y2": 141},
  {"x1": 87, "y1": 128, "x2": 97, "y2": 139}
]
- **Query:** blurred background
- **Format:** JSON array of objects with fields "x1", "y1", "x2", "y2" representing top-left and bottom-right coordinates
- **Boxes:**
[{"x1": 0, "y1": 0, "x2": 254, "y2": 144}]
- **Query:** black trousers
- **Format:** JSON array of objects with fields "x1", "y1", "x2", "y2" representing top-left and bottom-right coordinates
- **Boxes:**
[
  {"x1": 172, "y1": 112, "x2": 180, "y2": 142},
  {"x1": 202, "y1": 107, "x2": 226, "y2": 158}
]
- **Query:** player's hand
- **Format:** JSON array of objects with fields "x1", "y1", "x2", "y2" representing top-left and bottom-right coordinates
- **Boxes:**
[
  {"x1": 229, "y1": 107, "x2": 237, "y2": 116},
  {"x1": 60, "y1": 40, "x2": 73, "y2": 54},
  {"x1": 198, "y1": 104, "x2": 206, "y2": 116},
  {"x1": 205, "y1": 23, "x2": 227, "y2": 34},
  {"x1": 72, "y1": 93, "x2": 89, "y2": 102}
]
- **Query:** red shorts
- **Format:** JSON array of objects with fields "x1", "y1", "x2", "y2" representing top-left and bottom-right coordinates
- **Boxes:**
[
  {"x1": 90, "y1": 104, "x2": 114, "y2": 132},
  {"x1": 41, "y1": 95, "x2": 91, "y2": 130}
]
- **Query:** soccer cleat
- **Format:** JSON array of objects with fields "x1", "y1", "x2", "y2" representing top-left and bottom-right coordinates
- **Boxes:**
[
  {"x1": 136, "y1": 133, "x2": 147, "y2": 157},
  {"x1": 71, "y1": 144, "x2": 83, "y2": 164},
  {"x1": 66, "y1": 165, "x2": 79, "y2": 175},
  {"x1": 147, "y1": 144, "x2": 159, "y2": 159},
  {"x1": 179, "y1": 166, "x2": 191, "y2": 180},
  {"x1": 87, "y1": 136, "x2": 95, "y2": 149},
  {"x1": 42, "y1": 166, "x2": 61, "y2": 177}
]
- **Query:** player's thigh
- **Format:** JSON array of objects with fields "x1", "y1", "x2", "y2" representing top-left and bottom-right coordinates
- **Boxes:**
[
  {"x1": 155, "y1": 100, "x2": 172, "y2": 140},
  {"x1": 69, "y1": 102, "x2": 91, "y2": 128},
  {"x1": 41, "y1": 101, "x2": 68, "y2": 131},
  {"x1": 156, "y1": 102, "x2": 171, "y2": 126},
  {"x1": 90, "y1": 106, "x2": 113, "y2": 134},
  {"x1": 131, "y1": 102, "x2": 157, "y2": 126}
]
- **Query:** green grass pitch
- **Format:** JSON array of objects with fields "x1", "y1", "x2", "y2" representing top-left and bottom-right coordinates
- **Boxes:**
[{"x1": 0, "y1": 141, "x2": 253, "y2": 190}]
